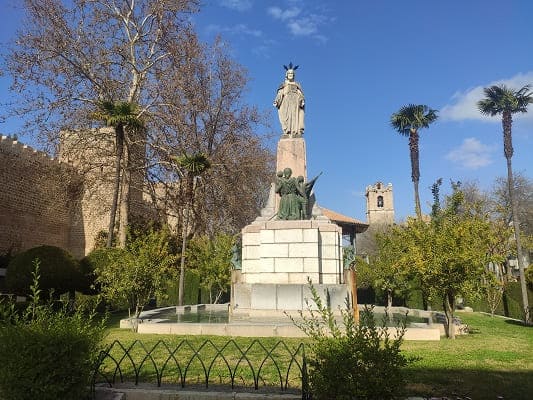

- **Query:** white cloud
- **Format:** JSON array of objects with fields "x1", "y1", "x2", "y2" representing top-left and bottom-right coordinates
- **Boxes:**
[
  {"x1": 288, "y1": 17, "x2": 317, "y2": 36},
  {"x1": 266, "y1": 4, "x2": 332, "y2": 43},
  {"x1": 445, "y1": 138, "x2": 496, "y2": 169},
  {"x1": 441, "y1": 72, "x2": 533, "y2": 122},
  {"x1": 205, "y1": 23, "x2": 262, "y2": 38},
  {"x1": 267, "y1": 6, "x2": 301, "y2": 21},
  {"x1": 219, "y1": 0, "x2": 253, "y2": 11}
]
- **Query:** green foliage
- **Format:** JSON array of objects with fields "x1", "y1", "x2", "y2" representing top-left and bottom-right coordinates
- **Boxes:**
[
  {"x1": 6, "y1": 245, "x2": 84, "y2": 296},
  {"x1": 365, "y1": 227, "x2": 412, "y2": 308},
  {"x1": 80, "y1": 247, "x2": 125, "y2": 294},
  {"x1": 290, "y1": 281, "x2": 413, "y2": 399},
  {"x1": 186, "y1": 233, "x2": 235, "y2": 303},
  {"x1": 93, "y1": 101, "x2": 143, "y2": 130},
  {"x1": 173, "y1": 152, "x2": 211, "y2": 175},
  {"x1": 465, "y1": 282, "x2": 533, "y2": 320},
  {"x1": 393, "y1": 187, "x2": 494, "y2": 337},
  {"x1": 0, "y1": 248, "x2": 13, "y2": 269},
  {"x1": 92, "y1": 230, "x2": 116, "y2": 249},
  {"x1": 390, "y1": 104, "x2": 438, "y2": 136},
  {"x1": 0, "y1": 261, "x2": 105, "y2": 400},
  {"x1": 95, "y1": 228, "x2": 177, "y2": 320},
  {"x1": 526, "y1": 265, "x2": 533, "y2": 291},
  {"x1": 477, "y1": 84, "x2": 532, "y2": 116},
  {"x1": 158, "y1": 270, "x2": 202, "y2": 307}
]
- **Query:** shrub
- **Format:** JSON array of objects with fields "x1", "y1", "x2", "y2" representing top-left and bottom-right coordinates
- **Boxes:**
[
  {"x1": 0, "y1": 261, "x2": 105, "y2": 400},
  {"x1": 6, "y1": 245, "x2": 84, "y2": 296},
  {"x1": 95, "y1": 228, "x2": 177, "y2": 324},
  {"x1": 526, "y1": 265, "x2": 533, "y2": 291},
  {"x1": 158, "y1": 269, "x2": 202, "y2": 307},
  {"x1": 79, "y1": 247, "x2": 126, "y2": 294},
  {"x1": 290, "y1": 281, "x2": 414, "y2": 400}
]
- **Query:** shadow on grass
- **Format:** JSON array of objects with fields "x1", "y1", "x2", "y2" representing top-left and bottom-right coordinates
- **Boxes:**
[
  {"x1": 405, "y1": 368, "x2": 533, "y2": 399},
  {"x1": 504, "y1": 319, "x2": 533, "y2": 328}
]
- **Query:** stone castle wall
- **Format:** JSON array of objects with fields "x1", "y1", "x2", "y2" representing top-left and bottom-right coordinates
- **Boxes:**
[
  {"x1": 0, "y1": 135, "x2": 85, "y2": 257},
  {"x1": 0, "y1": 130, "x2": 160, "y2": 259}
]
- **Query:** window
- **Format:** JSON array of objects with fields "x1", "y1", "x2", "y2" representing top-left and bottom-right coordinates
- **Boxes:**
[{"x1": 377, "y1": 195, "x2": 384, "y2": 208}]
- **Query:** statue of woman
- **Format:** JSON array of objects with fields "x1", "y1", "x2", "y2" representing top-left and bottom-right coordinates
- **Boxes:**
[{"x1": 273, "y1": 63, "x2": 305, "y2": 137}]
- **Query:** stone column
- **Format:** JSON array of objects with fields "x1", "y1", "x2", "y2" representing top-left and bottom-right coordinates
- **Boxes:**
[{"x1": 276, "y1": 137, "x2": 307, "y2": 180}]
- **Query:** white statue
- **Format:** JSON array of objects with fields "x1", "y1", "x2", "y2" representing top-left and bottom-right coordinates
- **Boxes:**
[{"x1": 273, "y1": 63, "x2": 305, "y2": 137}]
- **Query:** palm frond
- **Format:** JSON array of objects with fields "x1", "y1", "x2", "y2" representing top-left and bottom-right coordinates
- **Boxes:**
[
  {"x1": 173, "y1": 152, "x2": 211, "y2": 175},
  {"x1": 477, "y1": 84, "x2": 533, "y2": 116},
  {"x1": 390, "y1": 104, "x2": 438, "y2": 135},
  {"x1": 93, "y1": 101, "x2": 144, "y2": 129}
]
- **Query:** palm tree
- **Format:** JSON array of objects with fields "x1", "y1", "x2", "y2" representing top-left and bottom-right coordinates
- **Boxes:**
[
  {"x1": 173, "y1": 152, "x2": 211, "y2": 306},
  {"x1": 93, "y1": 101, "x2": 143, "y2": 248},
  {"x1": 478, "y1": 84, "x2": 532, "y2": 324},
  {"x1": 391, "y1": 104, "x2": 438, "y2": 219}
]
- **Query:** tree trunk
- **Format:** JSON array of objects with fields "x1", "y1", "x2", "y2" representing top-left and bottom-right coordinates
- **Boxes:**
[
  {"x1": 409, "y1": 129, "x2": 422, "y2": 219},
  {"x1": 178, "y1": 175, "x2": 195, "y2": 306},
  {"x1": 502, "y1": 112, "x2": 530, "y2": 324},
  {"x1": 118, "y1": 136, "x2": 131, "y2": 248},
  {"x1": 178, "y1": 207, "x2": 189, "y2": 306},
  {"x1": 443, "y1": 292, "x2": 455, "y2": 339},
  {"x1": 107, "y1": 126, "x2": 124, "y2": 248},
  {"x1": 386, "y1": 290, "x2": 393, "y2": 322}
]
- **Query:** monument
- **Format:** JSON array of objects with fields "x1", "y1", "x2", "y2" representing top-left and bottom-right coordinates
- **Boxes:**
[{"x1": 231, "y1": 64, "x2": 351, "y2": 317}]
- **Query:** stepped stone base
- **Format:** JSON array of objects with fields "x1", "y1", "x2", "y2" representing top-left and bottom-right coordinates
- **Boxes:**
[
  {"x1": 232, "y1": 218, "x2": 347, "y2": 315},
  {"x1": 232, "y1": 283, "x2": 350, "y2": 316}
]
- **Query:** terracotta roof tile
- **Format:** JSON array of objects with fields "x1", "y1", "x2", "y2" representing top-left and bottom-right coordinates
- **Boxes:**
[{"x1": 320, "y1": 207, "x2": 368, "y2": 227}]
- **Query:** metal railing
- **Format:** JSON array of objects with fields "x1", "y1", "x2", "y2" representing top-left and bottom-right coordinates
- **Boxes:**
[{"x1": 92, "y1": 339, "x2": 310, "y2": 398}]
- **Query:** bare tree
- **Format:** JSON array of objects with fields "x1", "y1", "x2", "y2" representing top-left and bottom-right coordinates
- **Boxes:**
[{"x1": 2, "y1": 0, "x2": 200, "y2": 246}]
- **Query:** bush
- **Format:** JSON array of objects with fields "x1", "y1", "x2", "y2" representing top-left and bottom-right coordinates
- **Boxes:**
[
  {"x1": 0, "y1": 262, "x2": 105, "y2": 400},
  {"x1": 80, "y1": 247, "x2": 126, "y2": 294},
  {"x1": 158, "y1": 269, "x2": 202, "y2": 307},
  {"x1": 290, "y1": 281, "x2": 414, "y2": 399},
  {"x1": 6, "y1": 245, "x2": 84, "y2": 296},
  {"x1": 465, "y1": 281, "x2": 533, "y2": 320},
  {"x1": 526, "y1": 265, "x2": 533, "y2": 291}
]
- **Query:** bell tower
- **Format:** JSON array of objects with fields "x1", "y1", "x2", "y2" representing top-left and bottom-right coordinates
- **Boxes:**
[{"x1": 366, "y1": 182, "x2": 395, "y2": 226}]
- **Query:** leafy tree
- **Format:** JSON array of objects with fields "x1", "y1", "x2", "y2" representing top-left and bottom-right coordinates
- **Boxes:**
[
  {"x1": 92, "y1": 101, "x2": 144, "y2": 248},
  {"x1": 186, "y1": 233, "x2": 235, "y2": 304},
  {"x1": 478, "y1": 84, "x2": 533, "y2": 323},
  {"x1": 398, "y1": 187, "x2": 493, "y2": 338},
  {"x1": 390, "y1": 104, "x2": 438, "y2": 219},
  {"x1": 95, "y1": 228, "x2": 177, "y2": 330},
  {"x1": 361, "y1": 227, "x2": 412, "y2": 313}
]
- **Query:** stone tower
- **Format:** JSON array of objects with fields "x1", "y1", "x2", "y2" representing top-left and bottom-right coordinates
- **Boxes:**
[{"x1": 366, "y1": 182, "x2": 395, "y2": 226}]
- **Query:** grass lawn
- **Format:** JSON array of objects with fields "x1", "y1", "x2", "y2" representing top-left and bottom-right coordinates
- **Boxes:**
[
  {"x1": 402, "y1": 312, "x2": 533, "y2": 399},
  {"x1": 101, "y1": 311, "x2": 532, "y2": 398}
]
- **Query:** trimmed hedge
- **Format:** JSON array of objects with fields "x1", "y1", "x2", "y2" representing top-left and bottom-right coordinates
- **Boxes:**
[
  {"x1": 6, "y1": 246, "x2": 84, "y2": 296},
  {"x1": 465, "y1": 282, "x2": 533, "y2": 320},
  {"x1": 158, "y1": 269, "x2": 202, "y2": 306}
]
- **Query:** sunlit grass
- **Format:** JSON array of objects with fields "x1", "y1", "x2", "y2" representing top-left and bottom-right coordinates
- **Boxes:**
[{"x1": 101, "y1": 311, "x2": 533, "y2": 398}]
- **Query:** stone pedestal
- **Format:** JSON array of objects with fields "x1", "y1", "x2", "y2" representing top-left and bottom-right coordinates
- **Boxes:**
[
  {"x1": 232, "y1": 218, "x2": 348, "y2": 316},
  {"x1": 276, "y1": 137, "x2": 307, "y2": 180}
]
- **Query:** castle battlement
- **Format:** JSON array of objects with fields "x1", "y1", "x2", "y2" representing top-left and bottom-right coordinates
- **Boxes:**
[{"x1": 0, "y1": 135, "x2": 72, "y2": 168}]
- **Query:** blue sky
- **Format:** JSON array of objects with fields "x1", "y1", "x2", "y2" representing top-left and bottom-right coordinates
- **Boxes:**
[{"x1": 1, "y1": 0, "x2": 532, "y2": 222}]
